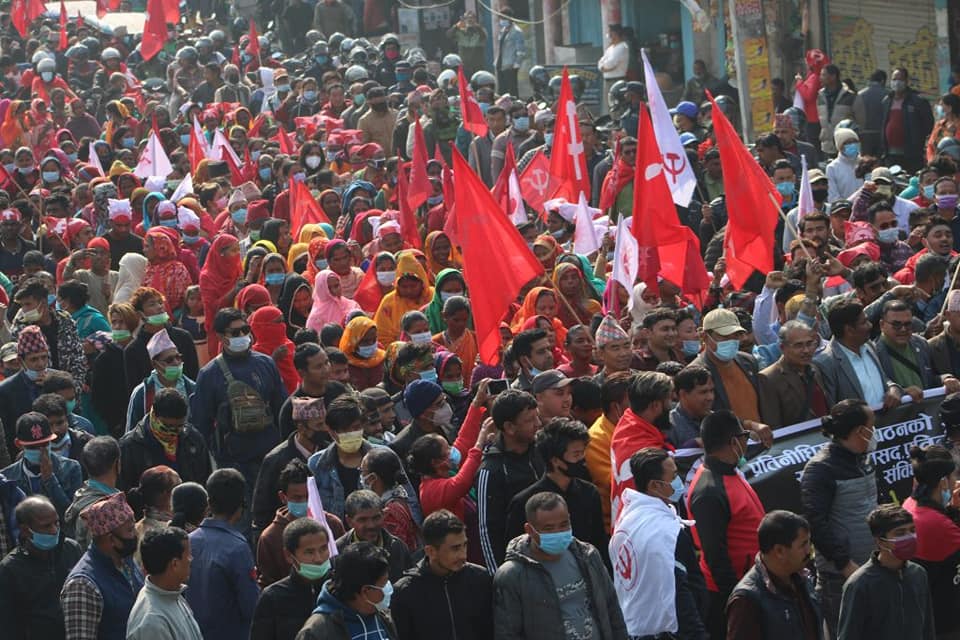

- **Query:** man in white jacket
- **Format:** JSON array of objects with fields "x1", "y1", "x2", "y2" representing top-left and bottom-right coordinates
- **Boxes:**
[
  {"x1": 610, "y1": 447, "x2": 707, "y2": 639},
  {"x1": 826, "y1": 127, "x2": 863, "y2": 201}
]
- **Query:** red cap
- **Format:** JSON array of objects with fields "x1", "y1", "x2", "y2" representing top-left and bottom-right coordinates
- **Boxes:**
[
  {"x1": 87, "y1": 236, "x2": 110, "y2": 252},
  {"x1": 248, "y1": 199, "x2": 271, "y2": 224},
  {"x1": 0, "y1": 209, "x2": 20, "y2": 222}
]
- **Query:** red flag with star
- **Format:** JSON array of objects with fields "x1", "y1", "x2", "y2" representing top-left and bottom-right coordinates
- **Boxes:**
[
  {"x1": 457, "y1": 65, "x2": 487, "y2": 137},
  {"x1": 548, "y1": 67, "x2": 590, "y2": 202}
]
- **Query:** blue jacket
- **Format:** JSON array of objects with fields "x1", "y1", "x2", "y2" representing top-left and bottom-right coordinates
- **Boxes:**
[
  {"x1": 1, "y1": 453, "x2": 82, "y2": 517},
  {"x1": 65, "y1": 545, "x2": 144, "y2": 640},
  {"x1": 190, "y1": 351, "x2": 287, "y2": 465},
  {"x1": 186, "y1": 517, "x2": 260, "y2": 640},
  {"x1": 70, "y1": 304, "x2": 110, "y2": 340},
  {"x1": 126, "y1": 373, "x2": 197, "y2": 433}
]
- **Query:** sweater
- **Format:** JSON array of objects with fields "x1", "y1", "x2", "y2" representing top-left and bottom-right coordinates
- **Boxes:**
[{"x1": 126, "y1": 577, "x2": 204, "y2": 640}]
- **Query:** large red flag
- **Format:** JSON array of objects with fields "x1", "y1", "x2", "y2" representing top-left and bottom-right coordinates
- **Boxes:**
[
  {"x1": 396, "y1": 163, "x2": 422, "y2": 248},
  {"x1": 58, "y1": 0, "x2": 68, "y2": 51},
  {"x1": 140, "y1": 0, "x2": 168, "y2": 61},
  {"x1": 548, "y1": 68, "x2": 590, "y2": 202},
  {"x1": 457, "y1": 65, "x2": 487, "y2": 137},
  {"x1": 707, "y1": 90, "x2": 781, "y2": 289},
  {"x1": 247, "y1": 19, "x2": 260, "y2": 58},
  {"x1": 632, "y1": 106, "x2": 710, "y2": 303},
  {"x1": 13, "y1": 0, "x2": 46, "y2": 37},
  {"x1": 187, "y1": 115, "x2": 207, "y2": 172},
  {"x1": 406, "y1": 119, "x2": 432, "y2": 211},
  {"x1": 451, "y1": 148, "x2": 543, "y2": 364},
  {"x1": 161, "y1": 0, "x2": 179, "y2": 24},
  {"x1": 289, "y1": 177, "x2": 331, "y2": 239}
]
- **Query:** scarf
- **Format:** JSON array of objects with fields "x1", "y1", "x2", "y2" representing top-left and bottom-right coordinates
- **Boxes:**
[
  {"x1": 250, "y1": 305, "x2": 300, "y2": 394},
  {"x1": 149, "y1": 412, "x2": 180, "y2": 461},
  {"x1": 340, "y1": 315, "x2": 386, "y2": 368},
  {"x1": 307, "y1": 269, "x2": 360, "y2": 329},
  {"x1": 424, "y1": 268, "x2": 468, "y2": 334}
]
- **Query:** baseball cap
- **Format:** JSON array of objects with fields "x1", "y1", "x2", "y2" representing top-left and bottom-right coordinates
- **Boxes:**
[
  {"x1": 679, "y1": 132, "x2": 698, "y2": 147},
  {"x1": 670, "y1": 101, "x2": 698, "y2": 119},
  {"x1": 0, "y1": 342, "x2": 17, "y2": 362},
  {"x1": 532, "y1": 369, "x2": 573, "y2": 394},
  {"x1": 15, "y1": 412, "x2": 56, "y2": 447},
  {"x1": 870, "y1": 167, "x2": 894, "y2": 184},
  {"x1": 808, "y1": 168, "x2": 827, "y2": 183},
  {"x1": 701, "y1": 308, "x2": 745, "y2": 336}
]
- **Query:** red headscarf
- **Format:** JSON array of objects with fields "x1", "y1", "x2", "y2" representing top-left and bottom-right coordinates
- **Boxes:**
[
  {"x1": 199, "y1": 234, "x2": 242, "y2": 357},
  {"x1": 249, "y1": 305, "x2": 299, "y2": 394}
]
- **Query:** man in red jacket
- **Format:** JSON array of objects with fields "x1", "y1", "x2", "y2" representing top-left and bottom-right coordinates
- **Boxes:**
[{"x1": 687, "y1": 410, "x2": 765, "y2": 640}]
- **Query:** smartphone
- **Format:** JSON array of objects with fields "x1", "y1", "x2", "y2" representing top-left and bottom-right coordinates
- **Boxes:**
[{"x1": 488, "y1": 379, "x2": 509, "y2": 395}]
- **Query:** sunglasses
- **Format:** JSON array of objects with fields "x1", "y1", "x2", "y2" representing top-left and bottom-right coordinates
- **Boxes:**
[
  {"x1": 225, "y1": 326, "x2": 251, "y2": 337},
  {"x1": 157, "y1": 353, "x2": 183, "y2": 365}
]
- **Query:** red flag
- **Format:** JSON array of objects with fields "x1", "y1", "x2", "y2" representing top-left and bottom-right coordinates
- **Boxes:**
[
  {"x1": 58, "y1": 0, "x2": 68, "y2": 51},
  {"x1": 140, "y1": 0, "x2": 168, "y2": 61},
  {"x1": 406, "y1": 119, "x2": 432, "y2": 211},
  {"x1": 353, "y1": 264, "x2": 384, "y2": 313},
  {"x1": 519, "y1": 150, "x2": 556, "y2": 213},
  {"x1": 223, "y1": 148, "x2": 244, "y2": 186},
  {"x1": 548, "y1": 67, "x2": 590, "y2": 202},
  {"x1": 457, "y1": 65, "x2": 487, "y2": 137},
  {"x1": 95, "y1": 0, "x2": 108, "y2": 17},
  {"x1": 248, "y1": 113, "x2": 267, "y2": 139},
  {"x1": 241, "y1": 145, "x2": 257, "y2": 182},
  {"x1": 492, "y1": 141, "x2": 517, "y2": 213},
  {"x1": 188, "y1": 116, "x2": 207, "y2": 172},
  {"x1": 273, "y1": 128, "x2": 295, "y2": 155},
  {"x1": 231, "y1": 45, "x2": 240, "y2": 68},
  {"x1": 289, "y1": 177, "x2": 330, "y2": 239},
  {"x1": 161, "y1": 0, "x2": 179, "y2": 24},
  {"x1": 451, "y1": 148, "x2": 543, "y2": 364},
  {"x1": 76, "y1": 10, "x2": 83, "y2": 29},
  {"x1": 396, "y1": 163, "x2": 422, "y2": 249},
  {"x1": 707, "y1": 90, "x2": 781, "y2": 289},
  {"x1": 632, "y1": 106, "x2": 710, "y2": 302},
  {"x1": 247, "y1": 19, "x2": 260, "y2": 58},
  {"x1": 12, "y1": 0, "x2": 46, "y2": 37}
]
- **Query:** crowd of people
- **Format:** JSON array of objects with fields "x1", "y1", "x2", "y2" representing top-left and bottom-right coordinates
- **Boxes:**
[{"x1": 2, "y1": 4, "x2": 960, "y2": 640}]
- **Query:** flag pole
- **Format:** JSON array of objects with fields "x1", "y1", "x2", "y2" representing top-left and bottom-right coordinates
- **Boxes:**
[
  {"x1": 941, "y1": 256, "x2": 960, "y2": 316},
  {"x1": 768, "y1": 193, "x2": 815, "y2": 264}
]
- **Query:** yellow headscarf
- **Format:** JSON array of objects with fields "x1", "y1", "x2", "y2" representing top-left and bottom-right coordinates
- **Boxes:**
[{"x1": 340, "y1": 315, "x2": 386, "y2": 368}]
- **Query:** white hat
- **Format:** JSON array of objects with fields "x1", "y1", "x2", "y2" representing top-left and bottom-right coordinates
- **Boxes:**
[
  {"x1": 108, "y1": 198, "x2": 132, "y2": 221},
  {"x1": 146, "y1": 329, "x2": 176, "y2": 359}
]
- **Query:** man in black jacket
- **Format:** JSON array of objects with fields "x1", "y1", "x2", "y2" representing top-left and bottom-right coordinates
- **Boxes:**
[
  {"x1": 124, "y1": 287, "x2": 199, "y2": 395},
  {"x1": 334, "y1": 489, "x2": 413, "y2": 583},
  {"x1": 0, "y1": 495, "x2": 83, "y2": 640},
  {"x1": 118, "y1": 388, "x2": 212, "y2": 490},
  {"x1": 391, "y1": 510, "x2": 493, "y2": 640},
  {"x1": 251, "y1": 518, "x2": 331, "y2": 640},
  {"x1": 881, "y1": 67, "x2": 934, "y2": 173}
]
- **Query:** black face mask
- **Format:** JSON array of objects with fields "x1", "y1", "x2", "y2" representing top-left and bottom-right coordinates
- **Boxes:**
[
  {"x1": 561, "y1": 458, "x2": 592, "y2": 482},
  {"x1": 114, "y1": 534, "x2": 138, "y2": 558},
  {"x1": 812, "y1": 188, "x2": 829, "y2": 203}
]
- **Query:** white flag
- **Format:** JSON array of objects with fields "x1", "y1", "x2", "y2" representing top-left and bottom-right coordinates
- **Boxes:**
[
  {"x1": 209, "y1": 128, "x2": 241, "y2": 167},
  {"x1": 306, "y1": 475, "x2": 339, "y2": 557},
  {"x1": 612, "y1": 216, "x2": 639, "y2": 310},
  {"x1": 572, "y1": 192, "x2": 603, "y2": 255},
  {"x1": 507, "y1": 169, "x2": 528, "y2": 225},
  {"x1": 797, "y1": 154, "x2": 814, "y2": 220},
  {"x1": 641, "y1": 49, "x2": 697, "y2": 207},
  {"x1": 192, "y1": 114, "x2": 211, "y2": 157},
  {"x1": 133, "y1": 129, "x2": 173, "y2": 180},
  {"x1": 169, "y1": 173, "x2": 193, "y2": 202},
  {"x1": 88, "y1": 141, "x2": 105, "y2": 176}
]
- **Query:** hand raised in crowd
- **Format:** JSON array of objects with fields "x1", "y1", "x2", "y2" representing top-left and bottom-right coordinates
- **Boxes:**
[
  {"x1": 765, "y1": 271, "x2": 787, "y2": 289},
  {"x1": 38, "y1": 445, "x2": 53, "y2": 480}
]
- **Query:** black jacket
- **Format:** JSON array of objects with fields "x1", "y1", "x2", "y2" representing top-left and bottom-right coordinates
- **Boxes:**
[
  {"x1": 505, "y1": 474, "x2": 609, "y2": 571},
  {"x1": 90, "y1": 343, "x2": 127, "y2": 438},
  {"x1": 0, "y1": 538, "x2": 83, "y2": 640},
  {"x1": 880, "y1": 88, "x2": 934, "y2": 167},
  {"x1": 0, "y1": 371, "x2": 35, "y2": 465},
  {"x1": 252, "y1": 434, "x2": 307, "y2": 537},
  {"x1": 250, "y1": 570, "x2": 323, "y2": 640},
  {"x1": 391, "y1": 559, "x2": 493, "y2": 640},
  {"x1": 335, "y1": 528, "x2": 413, "y2": 583},
  {"x1": 123, "y1": 325, "x2": 199, "y2": 395},
  {"x1": 117, "y1": 415, "x2": 213, "y2": 490},
  {"x1": 473, "y1": 436, "x2": 544, "y2": 573}
]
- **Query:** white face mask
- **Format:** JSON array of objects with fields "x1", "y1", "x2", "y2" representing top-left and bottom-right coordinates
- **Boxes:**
[
  {"x1": 305, "y1": 155, "x2": 322, "y2": 169},
  {"x1": 431, "y1": 402, "x2": 454, "y2": 426},
  {"x1": 376, "y1": 271, "x2": 396, "y2": 285}
]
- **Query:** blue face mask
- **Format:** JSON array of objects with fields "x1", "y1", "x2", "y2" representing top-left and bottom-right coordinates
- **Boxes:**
[
  {"x1": 878, "y1": 227, "x2": 900, "y2": 244},
  {"x1": 18, "y1": 166, "x2": 33, "y2": 175},
  {"x1": 22, "y1": 445, "x2": 49, "y2": 465},
  {"x1": 449, "y1": 446, "x2": 462, "y2": 469},
  {"x1": 440, "y1": 291, "x2": 461, "y2": 302},
  {"x1": 514, "y1": 116, "x2": 529, "y2": 132},
  {"x1": 357, "y1": 344, "x2": 378, "y2": 359},
  {"x1": 536, "y1": 528, "x2": 572, "y2": 555},
  {"x1": 65, "y1": 398, "x2": 77, "y2": 413},
  {"x1": 47, "y1": 293, "x2": 57, "y2": 306},
  {"x1": 842, "y1": 142, "x2": 860, "y2": 158},
  {"x1": 544, "y1": 132, "x2": 554, "y2": 147},
  {"x1": 159, "y1": 218, "x2": 178, "y2": 228},
  {"x1": 923, "y1": 184, "x2": 936, "y2": 199},
  {"x1": 529, "y1": 366, "x2": 542, "y2": 377},
  {"x1": 293, "y1": 172, "x2": 306, "y2": 183},
  {"x1": 264, "y1": 272, "x2": 285, "y2": 286},
  {"x1": 713, "y1": 339, "x2": 740, "y2": 362},
  {"x1": 427, "y1": 195, "x2": 443, "y2": 206},
  {"x1": 287, "y1": 500, "x2": 308, "y2": 518},
  {"x1": 353, "y1": 94, "x2": 365, "y2": 106},
  {"x1": 776, "y1": 181, "x2": 796, "y2": 198},
  {"x1": 251, "y1": 150, "x2": 261, "y2": 162},
  {"x1": 681, "y1": 339, "x2": 700, "y2": 356},
  {"x1": 315, "y1": 258, "x2": 328, "y2": 270},
  {"x1": 419, "y1": 369, "x2": 438, "y2": 383},
  {"x1": 42, "y1": 170, "x2": 59, "y2": 183},
  {"x1": 122, "y1": 137, "x2": 136, "y2": 149},
  {"x1": 667, "y1": 475, "x2": 685, "y2": 502},
  {"x1": 180, "y1": 134, "x2": 191, "y2": 146},
  {"x1": 231, "y1": 208, "x2": 247, "y2": 225},
  {"x1": 183, "y1": 234, "x2": 200, "y2": 244},
  {"x1": 303, "y1": 90, "x2": 317, "y2": 102},
  {"x1": 66, "y1": 153, "x2": 78, "y2": 163},
  {"x1": 396, "y1": 72, "x2": 411, "y2": 83},
  {"x1": 277, "y1": 84, "x2": 291, "y2": 93},
  {"x1": 31, "y1": 527, "x2": 59, "y2": 550},
  {"x1": 315, "y1": 55, "x2": 328, "y2": 65},
  {"x1": 258, "y1": 167, "x2": 272, "y2": 180}
]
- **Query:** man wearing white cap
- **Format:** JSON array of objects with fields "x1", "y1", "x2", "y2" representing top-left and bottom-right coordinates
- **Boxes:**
[
  {"x1": 104, "y1": 198, "x2": 143, "y2": 271},
  {"x1": 126, "y1": 329, "x2": 197, "y2": 434}
]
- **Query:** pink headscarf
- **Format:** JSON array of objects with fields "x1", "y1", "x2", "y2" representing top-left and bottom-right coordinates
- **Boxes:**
[{"x1": 305, "y1": 269, "x2": 360, "y2": 331}]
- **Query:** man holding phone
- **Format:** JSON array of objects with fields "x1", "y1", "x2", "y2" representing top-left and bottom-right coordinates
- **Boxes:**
[{"x1": 61, "y1": 237, "x2": 118, "y2": 316}]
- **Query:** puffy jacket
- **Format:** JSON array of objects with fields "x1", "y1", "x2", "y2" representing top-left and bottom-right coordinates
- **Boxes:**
[
  {"x1": 492, "y1": 535, "x2": 628, "y2": 640},
  {"x1": 727, "y1": 554, "x2": 823, "y2": 640},
  {"x1": 391, "y1": 558, "x2": 493, "y2": 640},
  {"x1": 687, "y1": 456, "x2": 764, "y2": 594},
  {"x1": 474, "y1": 436, "x2": 543, "y2": 573},
  {"x1": 816, "y1": 86, "x2": 855, "y2": 155},
  {"x1": 800, "y1": 441, "x2": 877, "y2": 576},
  {"x1": 0, "y1": 538, "x2": 82, "y2": 639},
  {"x1": 118, "y1": 416, "x2": 213, "y2": 491},
  {"x1": 296, "y1": 583, "x2": 397, "y2": 640},
  {"x1": 250, "y1": 570, "x2": 323, "y2": 640}
]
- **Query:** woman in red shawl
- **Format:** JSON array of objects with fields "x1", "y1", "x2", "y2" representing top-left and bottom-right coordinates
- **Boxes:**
[
  {"x1": 199, "y1": 234, "x2": 243, "y2": 357},
  {"x1": 144, "y1": 227, "x2": 192, "y2": 316},
  {"x1": 302, "y1": 236, "x2": 330, "y2": 286},
  {"x1": 249, "y1": 305, "x2": 299, "y2": 394}
]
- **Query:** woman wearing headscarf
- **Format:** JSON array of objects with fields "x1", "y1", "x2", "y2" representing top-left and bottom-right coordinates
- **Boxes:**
[
  {"x1": 317, "y1": 189, "x2": 341, "y2": 227},
  {"x1": 432, "y1": 295, "x2": 479, "y2": 386},
  {"x1": 140, "y1": 191, "x2": 166, "y2": 231},
  {"x1": 39, "y1": 156, "x2": 72, "y2": 190},
  {"x1": 339, "y1": 315, "x2": 386, "y2": 391},
  {"x1": 83, "y1": 181, "x2": 117, "y2": 236},
  {"x1": 198, "y1": 234, "x2": 243, "y2": 357},
  {"x1": 144, "y1": 227, "x2": 192, "y2": 316},
  {"x1": 250, "y1": 305, "x2": 299, "y2": 394},
  {"x1": 302, "y1": 236, "x2": 331, "y2": 285},
  {"x1": 306, "y1": 270, "x2": 361, "y2": 331},
  {"x1": 258, "y1": 253, "x2": 288, "y2": 304},
  {"x1": 114, "y1": 253, "x2": 149, "y2": 304},
  {"x1": 552, "y1": 261, "x2": 602, "y2": 327},
  {"x1": 424, "y1": 231, "x2": 463, "y2": 278},
  {"x1": 354, "y1": 251, "x2": 396, "y2": 314},
  {"x1": 326, "y1": 239, "x2": 365, "y2": 299},
  {"x1": 558, "y1": 253, "x2": 606, "y2": 299},
  {"x1": 423, "y1": 268, "x2": 467, "y2": 334},
  {"x1": 532, "y1": 234, "x2": 561, "y2": 275},
  {"x1": 297, "y1": 223, "x2": 327, "y2": 246},
  {"x1": 510, "y1": 286, "x2": 567, "y2": 344},
  {"x1": 335, "y1": 181, "x2": 377, "y2": 238},
  {"x1": 374, "y1": 252, "x2": 434, "y2": 346},
  {"x1": 260, "y1": 218, "x2": 292, "y2": 258},
  {"x1": 277, "y1": 273, "x2": 312, "y2": 339},
  {"x1": 0, "y1": 100, "x2": 28, "y2": 148},
  {"x1": 236, "y1": 284, "x2": 272, "y2": 316}
]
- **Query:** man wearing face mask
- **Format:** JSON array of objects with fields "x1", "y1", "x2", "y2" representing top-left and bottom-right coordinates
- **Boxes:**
[
  {"x1": 0, "y1": 495, "x2": 82, "y2": 640},
  {"x1": 612, "y1": 447, "x2": 708, "y2": 640},
  {"x1": 929, "y1": 176, "x2": 960, "y2": 250},
  {"x1": 493, "y1": 491, "x2": 626, "y2": 640},
  {"x1": 687, "y1": 410, "x2": 765, "y2": 639},
  {"x1": 505, "y1": 417, "x2": 608, "y2": 570},
  {"x1": 517, "y1": 110, "x2": 555, "y2": 171},
  {"x1": 214, "y1": 64, "x2": 251, "y2": 107},
  {"x1": 61, "y1": 492, "x2": 144, "y2": 640},
  {"x1": 690, "y1": 308, "x2": 764, "y2": 418},
  {"x1": 880, "y1": 67, "x2": 934, "y2": 173},
  {"x1": 358, "y1": 87, "x2": 398, "y2": 157},
  {"x1": 826, "y1": 128, "x2": 863, "y2": 201},
  {"x1": 837, "y1": 504, "x2": 934, "y2": 639},
  {"x1": 867, "y1": 201, "x2": 914, "y2": 273},
  {"x1": 490, "y1": 103, "x2": 535, "y2": 182},
  {"x1": 0, "y1": 325, "x2": 58, "y2": 465},
  {"x1": 390, "y1": 379, "x2": 454, "y2": 462}
]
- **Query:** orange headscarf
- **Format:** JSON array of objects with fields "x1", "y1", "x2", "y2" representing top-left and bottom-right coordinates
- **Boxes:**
[
  {"x1": 511, "y1": 286, "x2": 567, "y2": 344},
  {"x1": 340, "y1": 315, "x2": 386, "y2": 368}
]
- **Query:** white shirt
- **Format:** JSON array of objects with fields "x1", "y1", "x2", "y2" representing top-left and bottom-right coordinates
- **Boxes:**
[
  {"x1": 610, "y1": 488, "x2": 684, "y2": 636},
  {"x1": 598, "y1": 41, "x2": 629, "y2": 79},
  {"x1": 837, "y1": 343, "x2": 886, "y2": 406},
  {"x1": 826, "y1": 154, "x2": 862, "y2": 201}
]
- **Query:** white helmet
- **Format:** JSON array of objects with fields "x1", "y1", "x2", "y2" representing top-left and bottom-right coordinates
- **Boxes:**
[
  {"x1": 101, "y1": 47, "x2": 122, "y2": 62},
  {"x1": 438, "y1": 69, "x2": 457, "y2": 91}
]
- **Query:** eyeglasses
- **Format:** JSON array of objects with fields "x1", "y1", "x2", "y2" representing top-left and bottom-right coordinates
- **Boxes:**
[
  {"x1": 786, "y1": 340, "x2": 818, "y2": 350},
  {"x1": 157, "y1": 353, "x2": 183, "y2": 365},
  {"x1": 884, "y1": 320, "x2": 911, "y2": 331},
  {"x1": 225, "y1": 326, "x2": 251, "y2": 337}
]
